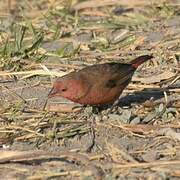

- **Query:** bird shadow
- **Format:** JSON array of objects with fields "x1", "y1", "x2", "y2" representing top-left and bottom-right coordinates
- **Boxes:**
[
  {"x1": 117, "y1": 88, "x2": 167, "y2": 107},
  {"x1": 96, "y1": 88, "x2": 168, "y2": 112}
]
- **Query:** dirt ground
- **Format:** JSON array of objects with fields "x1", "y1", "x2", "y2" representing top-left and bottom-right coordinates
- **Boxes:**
[{"x1": 0, "y1": 0, "x2": 180, "y2": 179}]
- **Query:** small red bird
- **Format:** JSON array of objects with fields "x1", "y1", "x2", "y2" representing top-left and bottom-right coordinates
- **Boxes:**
[{"x1": 48, "y1": 55, "x2": 153, "y2": 105}]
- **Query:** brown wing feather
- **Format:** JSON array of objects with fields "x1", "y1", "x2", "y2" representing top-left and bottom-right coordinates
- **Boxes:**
[{"x1": 79, "y1": 63, "x2": 135, "y2": 89}]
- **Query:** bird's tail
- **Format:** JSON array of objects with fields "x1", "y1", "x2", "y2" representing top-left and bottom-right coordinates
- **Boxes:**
[{"x1": 131, "y1": 55, "x2": 153, "y2": 69}]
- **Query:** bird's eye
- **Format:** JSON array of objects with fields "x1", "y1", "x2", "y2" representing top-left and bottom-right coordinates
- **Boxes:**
[{"x1": 61, "y1": 88, "x2": 67, "y2": 92}]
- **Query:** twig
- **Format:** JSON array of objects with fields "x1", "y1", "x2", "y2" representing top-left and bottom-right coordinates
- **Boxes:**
[
  {"x1": 3, "y1": 125, "x2": 45, "y2": 138},
  {"x1": 1, "y1": 85, "x2": 26, "y2": 103},
  {"x1": 105, "y1": 160, "x2": 180, "y2": 169},
  {"x1": 0, "y1": 150, "x2": 103, "y2": 179}
]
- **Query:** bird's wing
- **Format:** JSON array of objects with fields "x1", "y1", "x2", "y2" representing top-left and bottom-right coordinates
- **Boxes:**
[{"x1": 81, "y1": 63, "x2": 135, "y2": 88}]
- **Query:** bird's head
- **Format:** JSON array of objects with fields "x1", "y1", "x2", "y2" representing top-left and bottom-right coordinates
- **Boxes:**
[
  {"x1": 48, "y1": 80, "x2": 71, "y2": 97},
  {"x1": 48, "y1": 78, "x2": 86, "y2": 102}
]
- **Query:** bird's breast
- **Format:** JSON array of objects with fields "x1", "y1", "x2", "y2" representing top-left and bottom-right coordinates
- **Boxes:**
[{"x1": 73, "y1": 85, "x2": 124, "y2": 105}]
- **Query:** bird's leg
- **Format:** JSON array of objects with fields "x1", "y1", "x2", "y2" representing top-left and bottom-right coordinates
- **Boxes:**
[
  {"x1": 92, "y1": 106, "x2": 101, "y2": 114},
  {"x1": 106, "y1": 97, "x2": 121, "y2": 114},
  {"x1": 99, "y1": 100, "x2": 120, "y2": 121}
]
